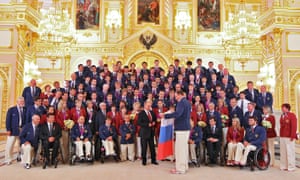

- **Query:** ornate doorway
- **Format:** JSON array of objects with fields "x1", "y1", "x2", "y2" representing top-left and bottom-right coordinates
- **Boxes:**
[{"x1": 125, "y1": 51, "x2": 170, "y2": 70}]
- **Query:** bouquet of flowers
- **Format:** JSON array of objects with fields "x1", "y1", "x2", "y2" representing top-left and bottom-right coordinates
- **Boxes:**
[
  {"x1": 64, "y1": 119, "x2": 75, "y2": 129},
  {"x1": 198, "y1": 121, "x2": 207, "y2": 128},
  {"x1": 130, "y1": 113, "x2": 136, "y2": 122},
  {"x1": 262, "y1": 120, "x2": 272, "y2": 129},
  {"x1": 221, "y1": 114, "x2": 229, "y2": 128}
]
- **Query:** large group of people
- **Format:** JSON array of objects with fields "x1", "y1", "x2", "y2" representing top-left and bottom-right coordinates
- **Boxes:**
[{"x1": 4, "y1": 58, "x2": 298, "y2": 173}]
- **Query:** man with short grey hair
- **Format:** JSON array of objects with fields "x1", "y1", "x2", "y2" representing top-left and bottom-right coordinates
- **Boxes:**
[{"x1": 5, "y1": 97, "x2": 26, "y2": 165}]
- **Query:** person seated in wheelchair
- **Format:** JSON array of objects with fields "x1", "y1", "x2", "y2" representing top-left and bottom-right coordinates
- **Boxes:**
[
  {"x1": 39, "y1": 113, "x2": 62, "y2": 168},
  {"x1": 120, "y1": 114, "x2": 136, "y2": 162},
  {"x1": 234, "y1": 116, "x2": 266, "y2": 166},
  {"x1": 99, "y1": 117, "x2": 118, "y2": 156},
  {"x1": 204, "y1": 117, "x2": 222, "y2": 165},
  {"x1": 226, "y1": 117, "x2": 244, "y2": 166},
  {"x1": 70, "y1": 115, "x2": 93, "y2": 161},
  {"x1": 188, "y1": 119, "x2": 202, "y2": 165}
]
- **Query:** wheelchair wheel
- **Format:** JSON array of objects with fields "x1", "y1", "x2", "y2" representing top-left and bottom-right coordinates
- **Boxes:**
[
  {"x1": 254, "y1": 148, "x2": 270, "y2": 170},
  {"x1": 70, "y1": 155, "x2": 76, "y2": 165},
  {"x1": 195, "y1": 144, "x2": 201, "y2": 167}
]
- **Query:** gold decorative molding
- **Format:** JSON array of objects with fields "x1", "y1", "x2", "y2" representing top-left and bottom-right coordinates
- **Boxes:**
[
  {"x1": 64, "y1": 55, "x2": 71, "y2": 79},
  {"x1": 0, "y1": 64, "x2": 11, "y2": 130},
  {"x1": 259, "y1": 8, "x2": 300, "y2": 33},
  {"x1": 15, "y1": 24, "x2": 27, "y2": 99},
  {"x1": 273, "y1": 28, "x2": 284, "y2": 110}
]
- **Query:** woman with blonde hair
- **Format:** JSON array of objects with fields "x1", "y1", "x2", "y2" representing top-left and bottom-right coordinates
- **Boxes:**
[
  {"x1": 56, "y1": 100, "x2": 72, "y2": 163},
  {"x1": 262, "y1": 105, "x2": 277, "y2": 167},
  {"x1": 226, "y1": 117, "x2": 244, "y2": 166},
  {"x1": 131, "y1": 102, "x2": 142, "y2": 160}
]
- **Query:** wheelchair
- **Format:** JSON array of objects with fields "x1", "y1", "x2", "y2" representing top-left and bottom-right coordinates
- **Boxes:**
[
  {"x1": 99, "y1": 137, "x2": 120, "y2": 164},
  {"x1": 203, "y1": 139, "x2": 224, "y2": 166},
  {"x1": 188, "y1": 141, "x2": 202, "y2": 168},
  {"x1": 69, "y1": 136, "x2": 94, "y2": 165},
  {"x1": 246, "y1": 145, "x2": 270, "y2": 171},
  {"x1": 39, "y1": 140, "x2": 64, "y2": 169}
]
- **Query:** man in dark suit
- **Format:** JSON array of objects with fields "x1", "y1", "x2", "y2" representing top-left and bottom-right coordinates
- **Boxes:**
[
  {"x1": 204, "y1": 117, "x2": 222, "y2": 165},
  {"x1": 40, "y1": 113, "x2": 62, "y2": 168},
  {"x1": 5, "y1": 97, "x2": 26, "y2": 165},
  {"x1": 138, "y1": 99, "x2": 158, "y2": 166},
  {"x1": 161, "y1": 90, "x2": 191, "y2": 174},
  {"x1": 22, "y1": 79, "x2": 41, "y2": 107},
  {"x1": 243, "y1": 102, "x2": 262, "y2": 128},
  {"x1": 235, "y1": 116, "x2": 266, "y2": 166},
  {"x1": 243, "y1": 81, "x2": 259, "y2": 104},
  {"x1": 20, "y1": 114, "x2": 40, "y2": 169}
]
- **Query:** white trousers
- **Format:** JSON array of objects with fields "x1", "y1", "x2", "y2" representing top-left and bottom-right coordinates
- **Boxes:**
[
  {"x1": 120, "y1": 144, "x2": 135, "y2": 161},
  {"x1": 222, "y1": 127, "x2": 228, "y2": 145},
  {"x1": 21, "y1": 144, "x2": 34, "y2": 165},
  {"x1": 227, "y1": 142, "x2": 238, "y2": 161},
  {"x1": 5, "y1": 136, "x2": 20, "y2": 163},
  {"x1": 189, "y1": 144, "x2": 196, "y2": 161},
  {"x1": 235, "y1": 142, "x2": 256, "y2": 165},
  {"x1": 280, "y1": 137, "x2": 295, "y2": 171},
  {"x1": 136, "y1": 137, "x2": 142, "y2": 158},
  {"x1": 268, "y1": 138, "x2": 275, "y2": 166},
  {"x1": 175, "y1": 131, "x2": 190, "y2": 173},
  {"x1": 102, "y1": 140, "x2": 115, "y2": 156},
  {"x1": 74, "y1": 141, "x2": 91, "y2": 157}
]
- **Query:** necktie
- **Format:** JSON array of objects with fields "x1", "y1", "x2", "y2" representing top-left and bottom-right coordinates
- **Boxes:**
[
  {"x1": 251, "y1": 127, "x2": 254, "y2": 133},
  {"x1": 31, "y1": 87, "x2": 34, "y2": 97},
  {"x1": 49, "y1": 123, "x2": 53, "y2": 136},
  {"x1": 147, "y1": 111, "x2": 152, "y2": 122},
  {"x1": 33, "y1": 126, "x2": 36, "y2": 137},
  {"x1": 19, "y1": 107, "x2": 23, "y2": 127},
  {"x1": 241, "y1": 100, "x2": 244, "y2": 114},
  {"x1": 212, "y1": 126, "x2": 215, "y2": 134},
  {"x1": 263, "y1": 93, "x2": 266, "y2": 104}
]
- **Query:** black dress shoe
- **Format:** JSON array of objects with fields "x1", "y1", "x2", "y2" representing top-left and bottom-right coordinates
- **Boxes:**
[
  {"x1": 142, "y1": 161, "x2": 147, "y2": 166},
  {"x1": 17, "y1": 156, "x2": 21, "y2": 162},
  {"x1": 43, "y1": 161, "x2": 48, "y2": 169},
  {"x1": 54, "y1": 159, "x2": 58, "y2": 168},
  {"x1": 152, "y1": 161, "x2": 159, "y2": 165}
]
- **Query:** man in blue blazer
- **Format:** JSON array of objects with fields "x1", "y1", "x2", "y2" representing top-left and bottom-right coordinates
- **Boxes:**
[
  {"x1": 243, "y1": 102, "x2": 262, "y2": 128},
  {"x1": 161, "y1": 90, "x2": 191, "y2": 174},
  {"x1": 256, "y1": 85, "x2": 273, "y2": 111},
  {"x1": 229, "y1": 97, "x2": 244, "y2": 126},
  {"x1": 99, "y1": 117, "x2": 118, "y2": 158},
  {"x1": 235, "y1": 116, "x2": 266, "y2": 166},
  {"x1": 5, "y1": 97, "x2": 26, "y2": 165},
  {"x1": 22, "y1": 79, "x2": 41, "y2": 107},
  {"x1": 26, "y1": 97, "x2": 45, "y2": 123},
  {"x1": 20, "y1": 114, "x2": 41, "y2": 169},
  {"x1": 71, "y1": 116, "x2": 92, "y2": 161},
  {"x1": 206, "y1": 102, "x2": 222, "y2": 128}
]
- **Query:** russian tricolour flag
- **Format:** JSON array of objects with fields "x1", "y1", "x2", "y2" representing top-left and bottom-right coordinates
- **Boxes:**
[{"x1": 157, "y1": 117, "x2": 174, "y2": 160}]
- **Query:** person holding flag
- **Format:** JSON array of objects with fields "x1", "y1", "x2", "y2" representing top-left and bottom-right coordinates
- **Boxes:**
[{"x1": 160, "y1": 90, "x2": 191, "y2": 174}]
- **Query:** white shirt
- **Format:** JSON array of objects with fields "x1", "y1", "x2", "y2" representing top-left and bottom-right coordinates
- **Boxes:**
[{"x1": 237, "y1": 98, "x2": 250, "y2": 115}]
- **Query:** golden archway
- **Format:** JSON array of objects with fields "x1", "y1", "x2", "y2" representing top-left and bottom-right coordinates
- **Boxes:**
[
  {"x1": 125, "y1": 51, "x2": 170, "y2": 70},
  {"x1": 0, "y1": 65, "x2": 11, "y2": 130},
  {"x1": 288, "y1": 69, "x2": 300, "y2": 132}
]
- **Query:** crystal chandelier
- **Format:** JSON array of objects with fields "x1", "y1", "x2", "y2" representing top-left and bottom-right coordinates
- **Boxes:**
[
  {"x1": 222, "y1": 0, "x2": 261, "y2": 47},
  {"x1": 38, "y1": 0, "x2": 75, "y2": 44}
]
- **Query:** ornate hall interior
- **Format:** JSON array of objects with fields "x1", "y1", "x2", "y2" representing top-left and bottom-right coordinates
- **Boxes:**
[{"x1": 0, "y1": 0, "x2": 300, "y2": 178}]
